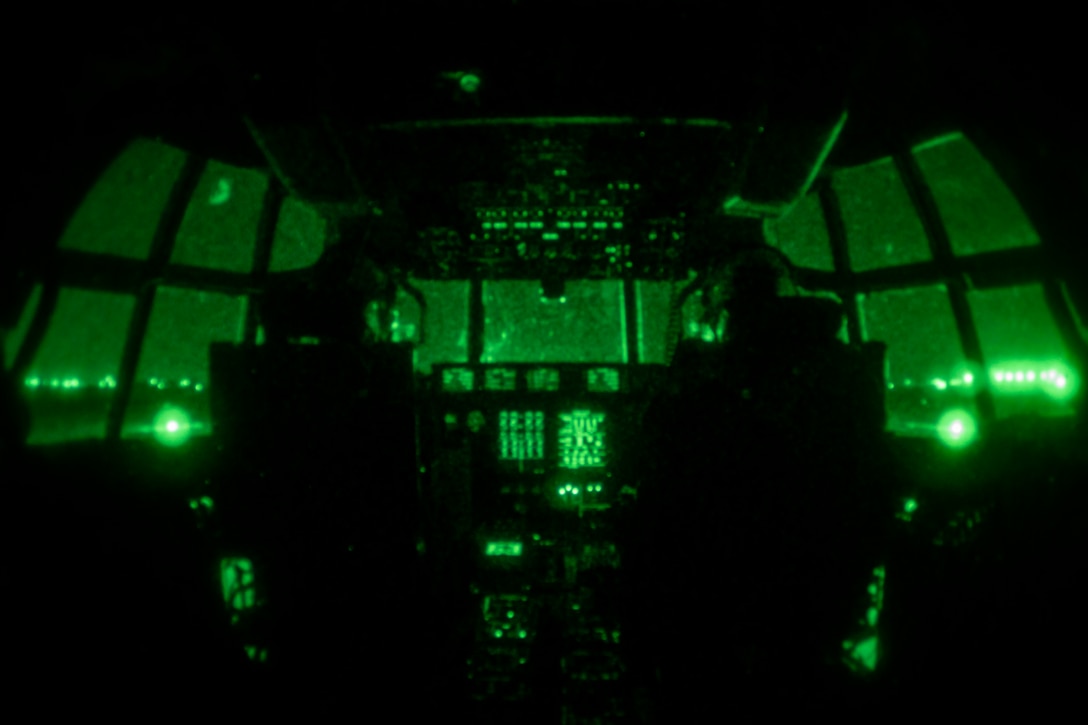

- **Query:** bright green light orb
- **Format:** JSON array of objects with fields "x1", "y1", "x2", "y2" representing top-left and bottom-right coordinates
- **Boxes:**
[
  {"x1": 460, "y1": 73, "x2": 481, "y2": 92},
  {"x1": 937, "y1": 409, "x2": 978, "y2": 449},
  {"x1": 153, "y1": 406, "x2": 192, "y2": 447}
]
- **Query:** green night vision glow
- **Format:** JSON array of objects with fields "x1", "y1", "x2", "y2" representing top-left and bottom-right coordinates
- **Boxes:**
[
  {"x1": 558, "y1": 410, "x2": 607, "y2": 469},
  {"x1": 847, "y1": 636, "x2": 879, "y2": 672},
  {"x1": 153, "y1": 405, "x2": 192, "y2": 447},
  {"x1": 460, "y1": 73, "x2": 481, "y2": 93},
  {"x1": 990, "y1": 362, "x2": 1077, "y2": 400},
  {"x1": 499, "y1": 410, "x2": 545, "y2": 461},
  {"x1": 485, "y1": 541, "x2": 523, "y2": 557},
  {"x1": 221, "y1": 557, "x2": 256, "y2": 613},
  {"x1": 936, "y1": 409, "x2": 978, "y2": 449}
]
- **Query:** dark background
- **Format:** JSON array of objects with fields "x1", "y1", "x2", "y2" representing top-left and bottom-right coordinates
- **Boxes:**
[
  {"x1": 6, "y1": 3, "x2": 1086, "y2": 289},
  {"x1": 4, "y1": 1, "x2": 1085, "y2": 716}
]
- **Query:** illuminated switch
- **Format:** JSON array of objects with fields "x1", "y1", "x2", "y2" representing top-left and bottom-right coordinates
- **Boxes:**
[
  {"x1": 527, "y1": 368, "x2": 560, "y2": 392},
  {"x1": 485, "y1": 368, "x2": 517, "y2": 391},
  {"x1": 586, "y1": 368, "x2": 620, "y2": 393},
  {"x1": 442, "y1": 368, "x2": 474, "y2": 392}
]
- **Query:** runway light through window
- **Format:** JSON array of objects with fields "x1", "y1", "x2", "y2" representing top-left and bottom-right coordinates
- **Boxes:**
[
  {"x1": 937, "y1": 409, "x2": 978, "y2": 449},
  {"x1": 153, "y1": 406, "x2": 192, "y2": 447}
]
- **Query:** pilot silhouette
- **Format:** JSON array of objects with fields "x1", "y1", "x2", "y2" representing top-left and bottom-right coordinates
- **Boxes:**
[
  {"x1": 625, "y1": 239, "x2": 890, "y2": 718},
  {"x1": 258, "y1": 214, "x2": 398, "y2": 347}
]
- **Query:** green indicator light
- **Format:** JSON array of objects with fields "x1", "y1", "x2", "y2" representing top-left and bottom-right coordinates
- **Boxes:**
[
  {"x1": 485, "y1": 541, "x2": 523, "y2": 556},
  {"x1": 494, "y1": 629, "x2": 503, "y2": 638},
  {"x1": 866, "y1": 607, "x2": 879, "y2": 627},
  {"x1": 904, "y1": 498, "x2": 918, "y2": 513},
  {"x1": 507, "y1": 611, "x2": 515, "y2": 619},
  {"x1": 867, "y1": 584, "x2": 878, "y2": 596},
  {"x1": 937, "y1": 409, "x2": 978, "y2": 449},
  {"x1": 189, "y1": 499, "x2": 199, "y2": 510},
  {"x1": 1056, "y1": 375, "x2": 1067, "y2": 388},
  {"x1": 460, "y1": 74, "x2": 481, "y2": 93},
  {"x1": 519, "y1": 630, "x2": 527, "y2": 639},
  {"x1": 200, "y1": 496, "x2": 214, "y2": 510},
  {"x1": 482, "y1": 222, "x2": 492, "y2": 229},
  {"x1": 1015, "y1": 371, "x2": 1024, "y2": 382},
  {"x1": 593, "y1": 221, "x2": 607, "y2": 229},
  {"x1": 530, "y1": 221, "x2": 544, "y2": 229},
  {"x1": 572, "y1": 221, "x2": 587, "y2": 229},
  {"x1": 963, "y1": 372, "x2": 973, "y2": 385},
  {"x1": 153, "y1": 406, "x2": 192, "y2": 447},
  {"x1": 559, "y1": 488, "x2": 567, "y2": 496},
  {"x1": 220, "y1": 557, "x2": 254, "y2": 611},
  {"x1": 613, "y1": 222, "x2": 623, "y2": 229},
  {"x1": 1027, "y1": 371, "x2": 1036, "y2": 382},
  {"x1": 851, "y1": 637, "x2": 879, "y2": 672},
  {"x1": 557, "y1": 221, "x2": 571, "y2": 229},
  {"x1": 245, "y1": 645, "x2": 258, "y2": 660},
  {"x1": 542, "y1": 233, "x2": 559, "y2": 241},
  {"x1": 494, "y1": 222, "x2": 507, "y2": 229},
  {"x1": 572, "y1": 487, "x2": 579, "y2": 495}
]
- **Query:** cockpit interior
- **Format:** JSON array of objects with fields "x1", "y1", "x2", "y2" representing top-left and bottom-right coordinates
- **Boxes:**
[{"x1": 4, "y1": 5, "x2": 1085, "y2": 721}]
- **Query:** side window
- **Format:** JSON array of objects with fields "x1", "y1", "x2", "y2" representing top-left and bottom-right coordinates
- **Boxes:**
[
  {"x1": 122, "y1": 287, "x2": 248, "y2": 442},
  {"x1": 833, "y1": 157, "x2": 931, "y2": 272},
  {"x1": 58, "y1": 139, "x2": 189, "y2": 260},
  {"x1": 914, "y1": 134, "x2": 1040, "y2": 256},
  {"x1": 968, "y1": 284, "x2": 1077, "y2": 419},
  {"x1": 4, "y1": 284, "x2": 42, "y2": 371},
  {"x1": 411, "y1": 280, "x2": 470, "y2": 376},
  {"x1": 170, "y1": 160, "x2": 270, "y2": 273},
  {"x1": 268, "y1": 196, "x2": 327, "y2": 272},
  {"x1": 21, "y1": 289, "x2": 136, "y2": 445},
  {"x1": 766, "y1": 191, "x2": 835, "y2": 272},
  {"x1": 860, "y1": 285, "x2": 974, "y2": 436}
]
